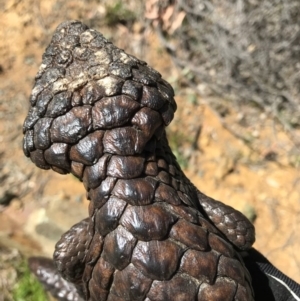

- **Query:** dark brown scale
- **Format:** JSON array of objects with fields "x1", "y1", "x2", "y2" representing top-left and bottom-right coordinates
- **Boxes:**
[
  {"x1": 147, "y1": 274, "x2": 198, "y2": 301},
  {"x1": 106, "y1": 155, "x2": 145, "y2": 179},
  {"x1": 102, "y1": 226, "x2": 137, "y2": 270},
  {"x1": 120, "y1": 204, "x2": 176, "y2": 241},
  {"x1": 95, "y1": 197, "x2": 127, "y2": 236},
  {"x1": 131, "y1": 107, "x2": 162, "y2": 138},
  {"x1": 144, "y1": 161, "x2": 158, "y2": 176},
  {"x1": 141, "y1": 86, "x2": 166, "y2": 110},
  {"x1": 155, "y1": 183, "x2": 182, "y2": 205},
  {"x1": 30, "y1": 149, "x2": 50, "y2": 170},
  {"x1": 50, "y1": 105, "x2": 92, "y2": 144},
  {"x1": 92, "y1": 95, "x2": 140, "y2": 129},
  {"x1": 88, "y1": 176, "x2": 117, "y2": 207},
  {"x1": 198, "y1": 277, "x2": 237, "y2": 301},
  {"x1": 81, "y1": 82, "x2": 104, "y2": 105},
  {"x1": 122, "y1": 80, "x2": 143, "y2": 101},
  {"x1": 35, "y1": 89, "x2": 53, "y2": 116},
  {"x1": 69, "y1": 131, "x2": 104, "y2": 165},
  {"x1": 71, "y1": 161, "x2": 84, "y2": 178},
  {"x1": 33, "y1": 117, "x2": 53, "y2": 150},
  {"x1": 132, "y1": 239, "x2": 183, "y2": 281},
  {"x1": 45, "y1": 91, "x2": 72, "y2": 117},
  {"x1": 23, "y1": 107, "x2": 41, "y2": 131},
  {"x1": 23, "y1": 130, "x2": 35, "y2": 156},
  {"x1": 103, "y1": 127, "x2": 147, "y2": 155},
  {"x1": 83, "y1": 154, "x2": 110, "y2": 189},
  {"x1": 132, "y1": 67, "x2": 157, "y2": 86},
  {"x1": 23, "y1": 20, "x2": 256, "y2": 301},
  {"x1": 180, "y1": 249, "x2": 220, "y2": 283},
  {"x1": 169, "y1": 219, "x2": 208, "y2": 251},
  {"x1": 112, "y1": 178, "x2": 157, "y2": 206},
  {"x1": 44, "y1": 143, "x2": 70, "y2": 172},
  {"x1": 109, "y1": 264, "x2": 152, "y2": 301}
]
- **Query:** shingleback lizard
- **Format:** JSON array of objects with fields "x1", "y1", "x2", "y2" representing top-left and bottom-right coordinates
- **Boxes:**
[{"x1": 23, "y1": 20, "x2": 256, "y2": 301}]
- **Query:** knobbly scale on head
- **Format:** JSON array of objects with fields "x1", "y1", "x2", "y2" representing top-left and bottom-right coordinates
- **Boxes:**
[{"x1": 23, "y1": 21, "x2": 255, "y2": 301}]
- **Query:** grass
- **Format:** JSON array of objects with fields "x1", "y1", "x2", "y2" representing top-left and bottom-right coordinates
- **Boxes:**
[
  {"x1": 12, "y1": 260, "x2": 49, "y2": 301},
  {"x1": 105, "y1": 1, "x2": 136, "y2": 26}
]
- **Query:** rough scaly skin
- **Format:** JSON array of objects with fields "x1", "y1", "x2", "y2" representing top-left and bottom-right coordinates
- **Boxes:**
[
  {"x1": 23, "y1": 21, "x2": 255, "y2": 301},
  {"x1": 29, "y1": 256, "x2": 85, "y2": 301}
]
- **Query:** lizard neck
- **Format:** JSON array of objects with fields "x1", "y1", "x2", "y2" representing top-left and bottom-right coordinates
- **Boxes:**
[{"x1": 85, "y1": 132, "x2": 200, "y2": 216}]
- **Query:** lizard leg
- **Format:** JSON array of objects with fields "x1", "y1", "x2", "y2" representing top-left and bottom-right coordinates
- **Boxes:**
[
  {"x1": 53, "y1": 217, "x2": 92, "y2": 298},
  {"x1": 29, "y1": 217, "x2": 92, "y2": 300},
  {"x1": 197, "y1": 190, "x2": 255, "y2": 250}
]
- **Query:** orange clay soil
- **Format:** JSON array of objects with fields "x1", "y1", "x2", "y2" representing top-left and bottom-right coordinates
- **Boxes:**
[{"x1": 0, "y1": 0, "x2": 299, "y2": 287}]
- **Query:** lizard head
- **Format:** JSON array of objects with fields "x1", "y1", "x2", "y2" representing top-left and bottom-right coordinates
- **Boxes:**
[{"x1": 23, "y1": 20, "x2": 176, "y2": 177}]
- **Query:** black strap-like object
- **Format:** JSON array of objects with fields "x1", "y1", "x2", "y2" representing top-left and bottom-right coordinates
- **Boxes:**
[{"x1": 244, "y1": 248, "x2": 300, "y2": 301}]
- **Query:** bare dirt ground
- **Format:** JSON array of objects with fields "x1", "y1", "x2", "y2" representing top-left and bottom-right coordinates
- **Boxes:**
[{"x1": 0, "y1": 0, "x2": 299, "y2": 298}]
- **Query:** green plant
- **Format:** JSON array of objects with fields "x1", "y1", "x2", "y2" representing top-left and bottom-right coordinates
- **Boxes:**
[
  {"x1": 12, "y1": 260, "x2": 48, "y2": 301},
  {"x1": 167, "y1": 130, "x2": 192, "y2": 169},
  {"x1": 172, "y1": 148, "x2": 189, "y2": 169},
  {"x1": 105, "y1": 1, "x2": 136, "y2": 26}
]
